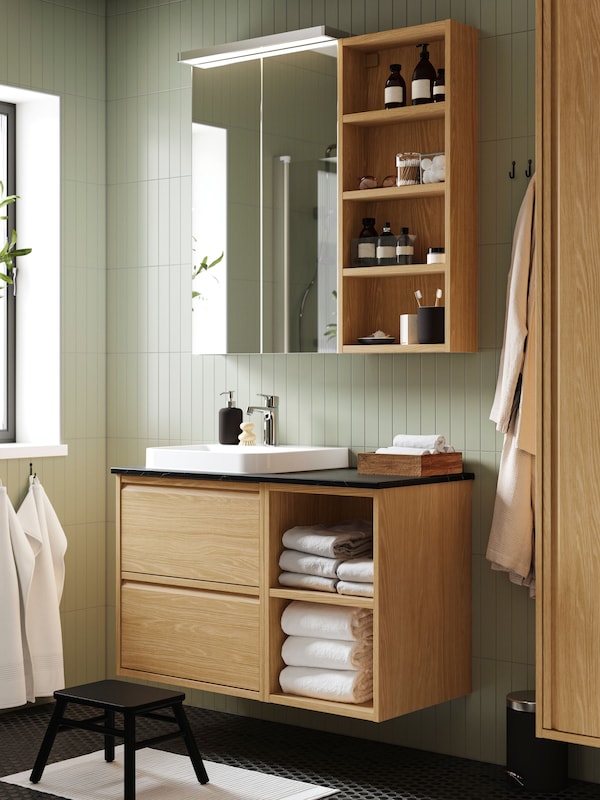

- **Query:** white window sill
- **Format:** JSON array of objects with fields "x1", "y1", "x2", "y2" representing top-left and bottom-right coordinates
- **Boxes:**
[{"x1": 0, "y1": 443, "x2": 68, "y2": 460}]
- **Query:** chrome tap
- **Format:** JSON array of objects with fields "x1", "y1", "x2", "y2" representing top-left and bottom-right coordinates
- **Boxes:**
[{"x1": 246, "y1": 393, "x2": 278, "y2": 446}]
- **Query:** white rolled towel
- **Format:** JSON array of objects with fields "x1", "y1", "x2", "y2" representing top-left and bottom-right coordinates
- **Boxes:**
[
  {"x1": 282, "y1": 520, "x2": 373, "y2": 559},
  {"x1": 375, "y1": 446, "x2": 432, "y2": 455},
  {"x1": 392, "y1": 434, "x2": 446, "y2": 452},
  {"x1": 279, "y1": 666, "x2": 373, "y2": 704},
  {"x1": 336, "y1": 557, "x2": 374, "y2": 583},
  {"x1": 281, "y1": 635, "x2": 372, "y2": 670},
  {"x1": 278, "y1": 572, "x2": 338, "y2": 593},
  {"x1": 281, "y1": 600, "x2": 372, "y2": 641},
  {"x1": 336, "y1": 581, "x2": 374, "y2": 598},
  {"x1": 279, "y1": 549, "x2": 342, "y2": 578}
]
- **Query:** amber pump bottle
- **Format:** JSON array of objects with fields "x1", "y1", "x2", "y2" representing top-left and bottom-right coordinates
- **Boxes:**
[
  {"x1": 411, "y1": 43, "x2": 436, "y2": 105},
  {"x1": 384, "y1": 64, "x2": 406, "y2": 108}
]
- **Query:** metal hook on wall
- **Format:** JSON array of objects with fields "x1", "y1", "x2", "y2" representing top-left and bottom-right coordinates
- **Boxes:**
[
  {"x1": 508, "y1": 161, "x2": 516, "y2": 179},
  {"x1": 525, "y1": 159, "x2": 532, "y2": 178}
]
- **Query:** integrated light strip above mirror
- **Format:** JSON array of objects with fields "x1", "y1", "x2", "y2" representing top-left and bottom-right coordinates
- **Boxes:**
[{"x1": 178, "y1": 25, "x2": 350, "y2": 69}]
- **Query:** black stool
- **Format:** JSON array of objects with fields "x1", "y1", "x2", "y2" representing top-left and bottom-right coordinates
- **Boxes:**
[{"x1": 30, "y1": 679, "x2": 209, "y2": 799}]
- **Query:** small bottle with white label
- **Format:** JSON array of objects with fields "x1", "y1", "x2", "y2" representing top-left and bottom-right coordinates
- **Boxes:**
[
  {"x1": 384, "y1": 64, "x2": 406, "y2": 109},
  {"x1": 376, "y1": 222, "x2": 397, "y2": 266},
  {"x1": 396, "y1": 227, "x2": 415, "y2": 265},
  {"x1": 411, "y1": 43, "x2": 436, "y2": 105},
  {"x1": 433, "y1": 68, "x2": 445, "y2": 102}
]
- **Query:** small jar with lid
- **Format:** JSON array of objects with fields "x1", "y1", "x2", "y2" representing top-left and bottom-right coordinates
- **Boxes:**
[{"x1": 427, "y1": 247, "x2": 445, "y2": 265}]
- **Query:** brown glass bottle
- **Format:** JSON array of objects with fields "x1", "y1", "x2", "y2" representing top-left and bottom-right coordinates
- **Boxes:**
[
  {"x1": 384, "y1": 64, "x2": 406, "y2": 108},
  {"x1": 411, "y1": 43, "x2": 436, "y2": 105},
  {"x1": 433, "y1": 68, "x2": 445, "y2": 102}
]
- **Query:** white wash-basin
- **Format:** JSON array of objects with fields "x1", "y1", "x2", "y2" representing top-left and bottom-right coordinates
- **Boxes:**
[{"x1": 145, "y1": 443, "x2": 349, "y2": 475}]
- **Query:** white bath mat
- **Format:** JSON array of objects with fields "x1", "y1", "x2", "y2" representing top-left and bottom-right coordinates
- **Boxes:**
[{"x1": 1, "y1": 745, "x2": 338, "y2": 800}]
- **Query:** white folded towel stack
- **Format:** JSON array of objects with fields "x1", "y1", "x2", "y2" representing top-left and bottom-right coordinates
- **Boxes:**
[
  {"x1": 335, "y1": 557, "x2": 374, "y2": 597},
  {"x1": 279, "y1": 666, "x2": 373, "y2": 704},
  {"x1": 278, "y1": 520, "x2": 373, "y2": 595},
  {"x1": 281, "y1": 600, "x2": 373, "y2": 641},
  {"x1": 279, "y1": 602, "x2": 373, "y2": 705}
]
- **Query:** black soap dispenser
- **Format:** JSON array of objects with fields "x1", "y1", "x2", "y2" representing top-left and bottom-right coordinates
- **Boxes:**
[{"x1": 219, "y1": 390, "x2": 243, "y2": 445}]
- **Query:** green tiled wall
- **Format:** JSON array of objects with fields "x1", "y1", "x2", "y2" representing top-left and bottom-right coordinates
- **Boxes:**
[{"x1": 3, "y1": 0, "x2": 599, "y2": 784}]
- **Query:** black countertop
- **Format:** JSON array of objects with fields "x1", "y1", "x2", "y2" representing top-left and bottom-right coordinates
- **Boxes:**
[{"x1": 111, "y1": 465, "x2": 475, "y2": 489}]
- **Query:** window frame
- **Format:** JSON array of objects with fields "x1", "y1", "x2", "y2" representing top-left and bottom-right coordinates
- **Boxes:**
[{"x1": 0, "y1": 100, "x2": 16, "y2": 443}]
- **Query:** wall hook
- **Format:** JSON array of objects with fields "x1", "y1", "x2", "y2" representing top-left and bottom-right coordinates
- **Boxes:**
[
  {"x1": 508, "y1": 161, "x2": 516, "y2": 179},
  {"x1": 525, "y1": 159, "x2": 532, "y2": 178}
]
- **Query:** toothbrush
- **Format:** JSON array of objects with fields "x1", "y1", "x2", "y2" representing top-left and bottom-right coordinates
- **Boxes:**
[
  {"x1": 415, "y1": 290, "x2": 423, "y2": 308},
  {"x1": 435, "y1": 288, "x2": 442, "y2": 307}
]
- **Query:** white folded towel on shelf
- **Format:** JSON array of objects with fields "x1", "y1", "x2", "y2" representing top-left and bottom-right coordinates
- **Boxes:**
[
  {"x1": 279, "y1": 549, "x2": 343, "y2": 578},
  {"x1": 336, "y1": 580, "x2": 374, "y2": 598},
  {"x1": 279, "y1": 665, "x2": 373, "y2": 704},
  {"x1": 282, "y1": 520, "x2": 373, "y2": 559},
  {"x1": 278, "y1": 572, "x2": 338, "y2": 593},
  {"x1": 336, "y1": 557, "x2": 374, "y2": 583},
  {"x1": 392, "y1": 434, "x2": 447, "y2": 452},
  {"x1": 281, "y1": 635, "x2": 372, "y2": 671},
  {"x1": 281, "y1": 600, "x2": 373, "y2": 641}
]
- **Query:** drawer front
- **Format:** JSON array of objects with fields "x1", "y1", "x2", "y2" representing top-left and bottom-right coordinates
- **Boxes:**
[
  {"x1": 121, "y1": 483, "x2": 260, "y2": 585},
  {"x1": 120, "y1": 582, "x2": 261, "y2": 691}
]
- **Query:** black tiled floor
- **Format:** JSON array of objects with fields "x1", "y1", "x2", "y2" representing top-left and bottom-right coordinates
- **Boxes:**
[{"x1": 0, "y1": 702, "x2": 597, "y2": 799}]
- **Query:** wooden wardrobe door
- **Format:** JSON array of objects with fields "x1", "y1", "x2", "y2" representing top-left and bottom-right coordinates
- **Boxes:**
[{"x1": 538, "y1": 0, "x2": 600, "y2": 744}]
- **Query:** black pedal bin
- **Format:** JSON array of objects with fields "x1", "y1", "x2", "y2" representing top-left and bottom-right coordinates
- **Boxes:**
[{"x1": 506, "y1": 690, "x2": 568, "y2": 792}]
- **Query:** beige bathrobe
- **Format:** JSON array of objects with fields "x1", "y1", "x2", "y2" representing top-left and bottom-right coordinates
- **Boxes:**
[{"x1": 487, "y1": 175, "x2": 536, "y2": 596}]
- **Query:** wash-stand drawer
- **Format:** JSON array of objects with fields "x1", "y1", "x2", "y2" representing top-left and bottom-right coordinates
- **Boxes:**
[
  {"x1": 120, "y1": 480, "x2": 260, "y2": 586},
  {"x1": 120, "y1": 581, "x2": 261, "y2": 692}
]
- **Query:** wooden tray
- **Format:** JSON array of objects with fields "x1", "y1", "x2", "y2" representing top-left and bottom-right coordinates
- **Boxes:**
[{"x1": 357, "y1": 452, "x2": 463, "y2": 477}]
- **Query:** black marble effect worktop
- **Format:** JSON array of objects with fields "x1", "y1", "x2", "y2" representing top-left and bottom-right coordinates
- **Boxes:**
[{"x1": 111, "y1": 465, "x2": 475, "y2": 490}]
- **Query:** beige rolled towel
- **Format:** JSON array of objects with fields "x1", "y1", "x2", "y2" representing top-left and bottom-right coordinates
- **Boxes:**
[
  {"x1": 278, "y1": 572, "x2": 338, "y2": 593},
  {"x1": 281, "y1": 635, "x2": 372, "y2": 671},
  {"x1": 279, "y1": 666, "x2": 373, "y2": 704},
  {"x1": 281, "y1": 600, "x2": 372, "y2": 641}
]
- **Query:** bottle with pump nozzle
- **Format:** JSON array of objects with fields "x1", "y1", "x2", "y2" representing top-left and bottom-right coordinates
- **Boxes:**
[
  {"x1": 433, "y1": 68, "x2": 445, "y2": 102},
  {"x1": 384, "y1": 64, "x2": 406, "y2": 108},
  {"x1": 377, "y1": 222, "x2": 397, "y2": 266},
  {"x1": 219, "y1": 390, "x2": 243, "y2": 445},
  {"x1": 412, "y1": 43, "x2": 436, "y2": 105}
]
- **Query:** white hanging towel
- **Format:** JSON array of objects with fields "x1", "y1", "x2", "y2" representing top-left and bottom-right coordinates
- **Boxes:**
[
  {"x1": 17, "y1": 475, "x2": 67, "y2": 701},
  {"x1": 0, "y1": 483, "x2": 34, "y2": 709}
]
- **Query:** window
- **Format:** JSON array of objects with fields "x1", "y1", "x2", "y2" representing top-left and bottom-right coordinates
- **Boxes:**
[{"x1": 0, "y1": 101, "x2": 16, "y2": 442}]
